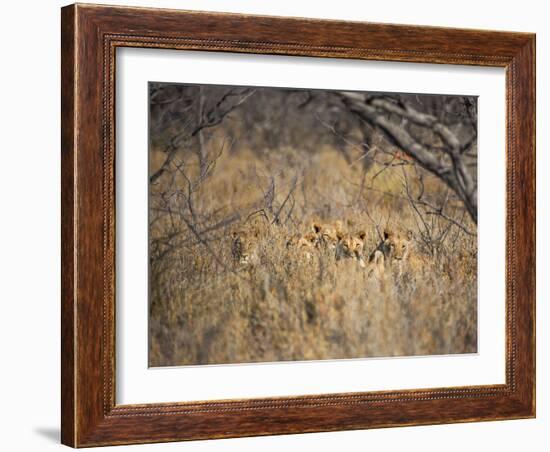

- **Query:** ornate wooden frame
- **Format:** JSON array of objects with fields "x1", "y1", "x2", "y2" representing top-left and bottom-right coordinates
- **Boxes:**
[{"x1": 61, "y1": 3, "x2": 536, "y2": 447}]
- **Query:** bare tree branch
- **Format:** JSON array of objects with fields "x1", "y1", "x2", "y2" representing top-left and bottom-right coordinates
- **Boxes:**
[
  {"x1": 150, "y1": 88, "x2": 256, "y2": 184},
  {"x1": 338, "y1": 92, "x2": 478, "y2": 223}
]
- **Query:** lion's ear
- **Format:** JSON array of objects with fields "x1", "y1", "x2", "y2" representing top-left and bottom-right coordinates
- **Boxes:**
[
  {"x1": 406, "y1": 230, "x2": 414, "y2": 240},
  {"x1": 336, "y1": 230, "x2": 345, "y2": 241},
  {"x1": 312, "y1": 222, "x2": 322, "y2": 234},
  {"x1": 384, "y1": 228, "x2": 393, "y2": 240},
  {"x1": 357, "y1": 230, "x2": 367, "y2": 241}
]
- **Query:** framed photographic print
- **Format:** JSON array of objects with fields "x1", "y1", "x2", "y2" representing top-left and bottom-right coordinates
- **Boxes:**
[{"x1": 61, "y1": 3, "x2": 536, "y2": 447}]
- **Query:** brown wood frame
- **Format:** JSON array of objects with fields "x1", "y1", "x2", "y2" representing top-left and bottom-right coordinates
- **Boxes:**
[{"x1": 61, "y1": 3, "x2": 536, "y2": 447}]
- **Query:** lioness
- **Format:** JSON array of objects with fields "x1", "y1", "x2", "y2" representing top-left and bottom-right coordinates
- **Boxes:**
[
  {"x1": 286, "y1": 231, "x2": 318, "y2": 260},
  {"x1": 336, "y1": 230, "x2": 367, "y2": 268},
  {"x1": 231, "y1": 229, "x2": 259, "y2": 265},
  {"x1": 367, "y1": 250, "x2": 386, "y2": 278},
  {"x1": 369, "y1": 229, "x2": 412, "y2": 272},
  {"x1": 311, "y1": 220, "x2": 345, "y2": 250}
]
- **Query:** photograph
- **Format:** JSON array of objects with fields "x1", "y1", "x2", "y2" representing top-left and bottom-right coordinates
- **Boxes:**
[
  {"x1": 148, "y1": 82, "x2": 479, "y2": 367},
  {"x1": 0, "y1": 0, "x2": 541, "y2": 448}
]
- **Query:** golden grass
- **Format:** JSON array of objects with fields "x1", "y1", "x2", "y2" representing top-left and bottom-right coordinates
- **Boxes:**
[{"x1": 149, "y1": 143, "x2": 477, "y2": 366}]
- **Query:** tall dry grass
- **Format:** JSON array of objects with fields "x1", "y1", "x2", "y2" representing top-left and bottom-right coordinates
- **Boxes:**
[{"x1": 149, "y1": 140, "x2": 477, "y2": 367}]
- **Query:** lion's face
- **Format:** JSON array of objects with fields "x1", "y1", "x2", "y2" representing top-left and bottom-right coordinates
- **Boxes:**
[
  {"x1": 382, "y1": 229, "x2": 412, "y2": 261},
  {"x1": 336, "y1": 230, "x2": 367, "y2": 268},
  {"x1": 231, "y1": 230, "x2": 259, "y2": 265},
  {"x1": 287, "y1": 232, "x2": 318, "y2": 260},
  {"x1": 298, "y1": 232, "x2": 318, "y2": 250},
  {"x1": 312, "y1": 221, "x2": 344, "y2": 249},
  {"x1": 337, "y1": 233, "x2": 365, "y2": 260}
]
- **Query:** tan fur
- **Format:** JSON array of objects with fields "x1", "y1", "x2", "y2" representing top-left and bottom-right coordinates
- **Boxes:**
[
  {"x1": 366, "y1": 250, "x2": 385, "y2": 278},
  {"x1": 311, "y1": 220, "x2": 345, "y2": 250},
  {"x1": 336, "y1": 230, "x2": 367, "y2": 268},
  {"x1": 286, "y1": 231, "x2": 318, "y2": 260},
  {"x1": 369, "y1": 228, "x2": 413, "y2": 262},
  {"x1": 368, "y1": 228, "x2": 413, "y2": 275},
  {"x1": 231, "y1": 230, "x2": 259, "y2": 265}
]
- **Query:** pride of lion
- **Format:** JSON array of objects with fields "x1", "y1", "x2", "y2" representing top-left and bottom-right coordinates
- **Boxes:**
[{"x1": 231, "y1": 219, "x2": 414, "y2": 278}]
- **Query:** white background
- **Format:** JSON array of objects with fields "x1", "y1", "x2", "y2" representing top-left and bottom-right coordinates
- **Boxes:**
[
  {"x1": 117, "y1": 49, "x2": 505, "y2": 404},
  {"x1": 0, "y1": 0, "x2": 546, "y2": 451}
]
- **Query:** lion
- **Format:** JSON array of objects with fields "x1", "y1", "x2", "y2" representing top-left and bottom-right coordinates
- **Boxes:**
[
  {"x1": 367, "y1": 250, "x2": 386, "y2": 278},
  {"x1": 231, "y1": 229, "x2": 259, "y2": 265},
  {"x1": 286, "y1": 231, "x2": 318, "y2": 260},
  {"x1": 367, "y1": 228, "x2": 413, "y2": 276},
  {"x1": 311, "y1": 220, "x2": 345, "y2": 250},
  {"x1": 336, "y1": 230, "x2": 367, "y2": 268}
]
